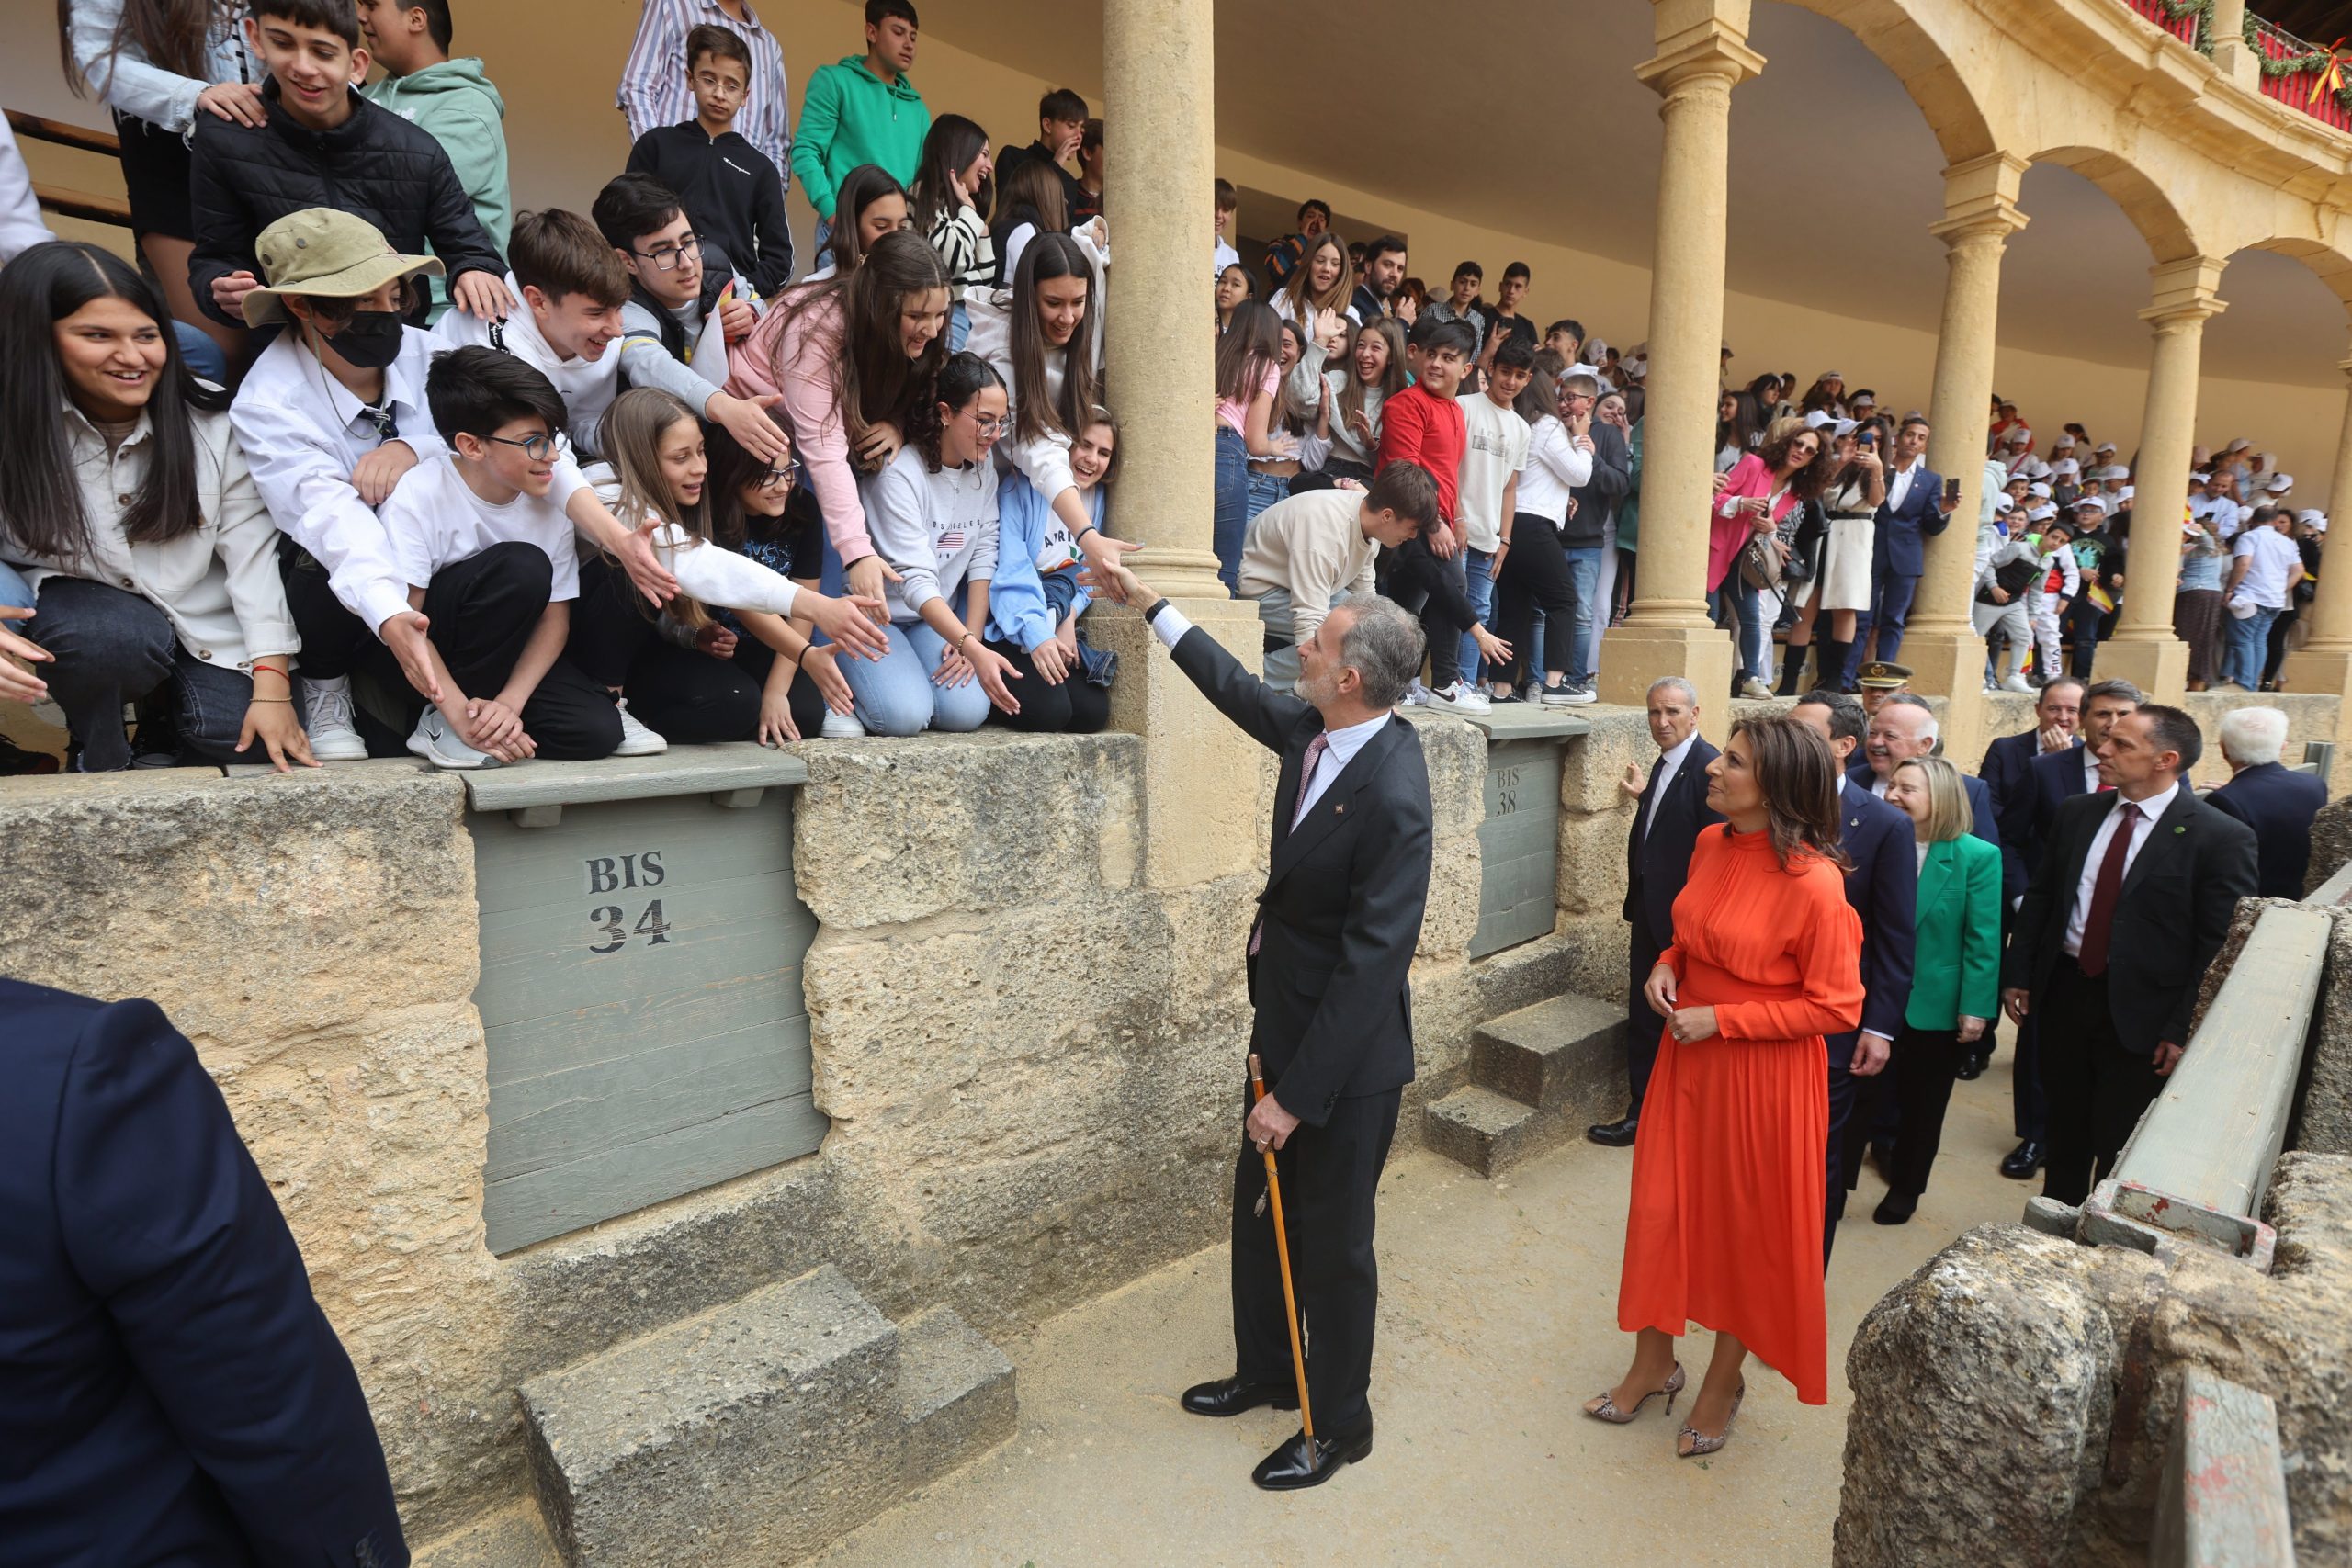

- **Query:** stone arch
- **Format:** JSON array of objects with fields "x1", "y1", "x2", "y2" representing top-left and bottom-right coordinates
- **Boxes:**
[
  {"x1": 2027, "y1": 145, "x2": 2203, "y2": 264},
  {"x1": 1780, "y1": 0, "x2": 1999, "y2": 164},
  {"x1": 2231, "y1": 236, "x2": 2352, "y2": 310}
]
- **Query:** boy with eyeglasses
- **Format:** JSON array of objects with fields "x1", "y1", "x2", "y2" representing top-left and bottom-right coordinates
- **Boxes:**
[
  {"x1": 592, "y1": 173, "x2": 790, "y2": 469},
  {"x1": 625, "y1": 24, "x2": 793, "y2": 297},
  {"x1": 379, "y1": 346, "x2": 632, "y2": 768}
]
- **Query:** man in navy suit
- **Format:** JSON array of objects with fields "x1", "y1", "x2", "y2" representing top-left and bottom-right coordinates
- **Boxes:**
[
  {"x1": 1589, "y1": 675, "x2": 1721, "y2": 1146},
  {"x1": 1792, "y1": 691, "x2": 1916, "y2": 1263},
  {"x1": 1981, "y1": 675, "x2": 2085, "y2": 897},
  {"x1": 1847, "y1": 694, "x2": 2002, "y2": 861},
  {"x1": 1842, "y1": 415, "x2": 1958, "y2": 685},
  {"x1": 2208, "y1": 706, "x2": 2329, "y2": 897},
  {"x1": 0, "y1": 981, "x2": 408, "y2": 1567}
]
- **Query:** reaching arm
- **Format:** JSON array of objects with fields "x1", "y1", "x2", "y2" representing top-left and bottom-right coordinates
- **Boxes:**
[{"x1": 1161, "y1": 609, "x2": 1317, "y2": 753}]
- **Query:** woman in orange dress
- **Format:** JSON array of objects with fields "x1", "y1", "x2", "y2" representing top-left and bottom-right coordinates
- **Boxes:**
[{"x1": 1585, "y1": 713, "x2": 1863, "y2": 1458}]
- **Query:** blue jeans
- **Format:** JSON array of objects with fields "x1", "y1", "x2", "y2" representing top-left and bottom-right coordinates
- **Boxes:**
[
  {"x1": 840, "y1": 618, "x2": 993, "y2": 736},
  {"x1": 1564, "y1": 546, "x2": 1604, "y2": 685},
  {"x1": 23, "y1": 575, "x2": 275, "y2": 771},
  {"x1": 1847, "y1": 570, "x2": 1921, "y2": 684},
  {"x1": 0, "y1": 560, "x2": 33, "y2": 612},
  {"x1": 1213, "y1": 427, "x2": 1249, "y2": 593},
  {"x1": 1459, "y1": 547, "x2": 1497, "y2": 684},
  {"x1": 1245, "y1": 469, "x2": 1288, "y2": 531},
  {"x1": 2225, "y1": 604, "x2": 2280, "y2": 687},
  {"x1": 174, "y1": 321, "x2": 228, "y2": 386},
  {"x1": 1709, "y1": 577, "x2": 1765, "y2": 682}
]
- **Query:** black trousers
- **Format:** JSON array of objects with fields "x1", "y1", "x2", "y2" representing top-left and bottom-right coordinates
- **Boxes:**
[
  {"x1": 2037, "y1": 957, "x2": 2165, "y2": 1205},
  {"x1": 277, "y1": 536, "x2": 413, "y2": 756},
  {"x1": 1822, "y1": 1027, "x2": 1870, "y2": 1263},
  {"x1": 1230, "y1": 1080, "x2": 1400, "y2": 1437},
  {"x1": 425, "y1": 541, "x2": 622, "y2": 760},
  {"x1": 1624, "y1": 897, "x2": 1667, "y2": 1114},
  {"x1": 1380, "y1": 536, "x2": 1475, "y2": 688},
  {"x1": 566, "y1": 554, "x2": 761, "y2": 743},
  {"x1": 729, "y1": 629, "x2": 833, "y2": 739},
  {"x1": 1886, "y1": 1027, "x2": 1966, "y2": 1198},
  {"x1": 984, "y1": 637, "x2": 1111, "y2": 733},
  {"x1": 1495, "y1": 513, "x2": 1575, "y2": 687}
]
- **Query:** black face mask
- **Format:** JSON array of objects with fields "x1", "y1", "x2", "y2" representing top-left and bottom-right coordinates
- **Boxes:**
[{"x1": 324, "y1": 310, "x2": 404, "y2": 370}]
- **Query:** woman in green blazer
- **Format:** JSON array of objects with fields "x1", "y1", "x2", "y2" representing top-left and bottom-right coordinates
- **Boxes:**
[{"x1": 1875, "y1": 756, "x2": 2004, "y2": 1224}]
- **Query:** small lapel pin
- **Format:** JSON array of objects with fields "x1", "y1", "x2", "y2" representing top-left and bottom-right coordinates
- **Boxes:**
[
  {"x1": 1335, "y1": 804, "x2": 1346, "y2": 816},
  {"x1": 2174, "y1": 824, "x2": 2187, "y2": 834}
]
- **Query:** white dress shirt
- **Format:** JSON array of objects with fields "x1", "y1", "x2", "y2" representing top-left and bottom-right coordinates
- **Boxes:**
[
  {"x1": 1149, "y1": 602, "x2": 1384, "y2": 815},
  {"x1": 2080, "y1": 748, "x2": 2103, "y2": 795},
  {"x1": 1886, "y1": 459, "x2": 1917, "y2": 514},
  {"x1": 2062, "y1": 781, "x2": 2180, "y2": 956},
  {"x1": 1643, "y1": 732, "x2": 1700, "y2": 842}
]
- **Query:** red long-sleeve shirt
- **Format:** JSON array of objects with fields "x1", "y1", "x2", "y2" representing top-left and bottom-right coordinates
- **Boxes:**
[{"x1": 1375, "y1": 383, "x2": 1466, "y2": 527}]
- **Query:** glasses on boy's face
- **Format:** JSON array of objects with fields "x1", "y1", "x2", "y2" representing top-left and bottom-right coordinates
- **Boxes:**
[
  {"x1": 484, "y1": 433, "x2": 559, "y2": 461},
  {"x1": 632, "y1": 234, "x2": 702, "y2": 271}
]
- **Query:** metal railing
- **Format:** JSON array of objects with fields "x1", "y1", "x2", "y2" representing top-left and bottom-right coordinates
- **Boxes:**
[
  {"x1": 6, "y1": 108, "x2": 130, "y2": 230},
  {"x1": 2153, "y1": 1367, "x2": 2300, "y2": 1567},
  {"x1": 2248, "y1": 14, "x2": 2352, "y2": 133},
  {"x1": 2126, "y1": 0, "x2": 2206, "y2": 48}
]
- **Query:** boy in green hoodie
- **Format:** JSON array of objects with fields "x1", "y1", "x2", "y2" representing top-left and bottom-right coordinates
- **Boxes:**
[
  {"x1": 357, "y1": 0, "x2": 512, "y2": 320},
  {"x1": 790, "y1": 0, "x2": 928, "y2": 233}
]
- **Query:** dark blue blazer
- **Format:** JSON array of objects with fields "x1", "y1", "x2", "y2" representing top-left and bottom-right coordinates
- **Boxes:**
[
  {"x1": 0, "y1": 981, "x2": 408, "y2": 1568},
  {"x1": 2025, "y1": 743, "x2": 2102, "y2": 874},
  {"x1": 1832, "y1": 780, "x2": 1918, "y2": 1043},
  {"x1": 1981, "y1": 730, "x2": 2076, "y2": 898},
  {"x1": 2209, "y1": 761, "x2": 2330, "y2": 899},
  {"x1": 1845, "y1": 759, "x2": 2002, "y2": 860},
  {"x1": 1624, "y1": 737, "x2": 1724, "y2": 946},
  {"x1": 1871, "y1": 462, "x2": 1951, "y2": 580}
]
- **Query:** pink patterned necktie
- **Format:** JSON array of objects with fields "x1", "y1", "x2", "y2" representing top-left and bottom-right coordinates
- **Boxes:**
[{"x1": 1250, "y1": 733, "x2": 1330, "y2": 956}]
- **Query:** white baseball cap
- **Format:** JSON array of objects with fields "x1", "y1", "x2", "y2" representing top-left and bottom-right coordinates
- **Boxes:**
[
  {"x1": 2102, "y1": 465, "x2": 2131, "y2": 482},
  {"x1": 1994, "y1": 493, "x2": 2016, "y2": 513},
  {"x1": 2052, "y1": 458, "x2": 2080, "y2": 476},
  {"x1": 2027, "y1": 502, "x2": 2058, "y2": 522},
  {"x1": 2266, "y1": 473, "x2": 2295, "y2": 492},
  {"x1": 2030, "y1": 481, "x2": 2054, "y2": 499}
]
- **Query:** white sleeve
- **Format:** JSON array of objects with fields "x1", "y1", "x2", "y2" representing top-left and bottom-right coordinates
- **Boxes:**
[
  {"x1": 229, "y1": 391, "x2": 413, "y2": 632},
  {"x1": 0, "y1": 125, "x2": 56, "y2": 263},
  {"x1": 659, "y1": 525, "x2": 800, "y2": 615},
  {"x1": 1003, "y1": 223, "x2": 1037, "y2": 283},
  {"x1": 1148, "y1": 603, "x2": 1193, "y2": 649},
  {"x1": 1532, "y1": 418, "x2": 1593, "y2": 488},
  {"x1": 71, "y1": 0, "x2": 208, "y2": 134}
]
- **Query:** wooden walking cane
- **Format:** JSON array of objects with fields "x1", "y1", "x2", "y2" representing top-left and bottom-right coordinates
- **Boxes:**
[{"x1": 1248, "y1": 1053, "x2": 1316, "y2": 1470}]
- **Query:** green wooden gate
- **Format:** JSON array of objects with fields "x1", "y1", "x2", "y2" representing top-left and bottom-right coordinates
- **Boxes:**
[
  {"x1": 1472, "y1": 735, "x2": 1564, "y2": 957},
  {"x1": 464, "y1": 749, "x2": 825, "y2": 1253}
]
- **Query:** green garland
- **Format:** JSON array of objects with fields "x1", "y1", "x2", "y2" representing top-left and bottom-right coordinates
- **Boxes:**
[{"x1": 2233, "y1": 8, "x2": 2352, "y2": 114}]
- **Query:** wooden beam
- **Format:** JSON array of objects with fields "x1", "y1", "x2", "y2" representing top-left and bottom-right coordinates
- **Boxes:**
[
  {"x1": 7, "y1": 109, "x2": 119, "y2": 157},
  {"x1": 32, "y1": 183, "x2": 130, "y2": 229}
]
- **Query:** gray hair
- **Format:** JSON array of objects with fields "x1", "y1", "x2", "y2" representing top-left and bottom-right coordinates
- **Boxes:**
[
  {"x1": 1648, "y1": 675, "x2": 1698, "y2": 706},
  {"x1": 2084, "y1": 677, "x2": 2143, "y2": 708},
  {"x1": 2217, "y1": 705, "x2": 2289, "y2": 767},
  {"x1": 1880, "y1": 691, "x2": 1939, "y2": 743},
  {"x1": 1334, "y1": 592, "x2": 1426, "y2": 709}
]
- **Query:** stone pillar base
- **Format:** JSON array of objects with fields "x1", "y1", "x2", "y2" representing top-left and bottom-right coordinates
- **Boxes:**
[
  {"x1": 1887, "y1": 626, "x2": 1992, "y2": 769},
  {"x1": 2096, "y1": 637, "x2": 2190, "y2": 705},
  {"x1": 1598, "y1": 622, "x2": 1735, "y2": 735},
  {"x1": 1095, "y1": 595, "x2": 1272, "y2": 889}
]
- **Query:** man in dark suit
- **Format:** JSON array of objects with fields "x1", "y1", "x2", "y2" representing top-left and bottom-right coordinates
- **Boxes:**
[
  {"x1": 1107, "y1": 563, "x2": 1432, "y2": 1492},
  {"x1": 2208, "y1": 706, "x2": 2329, "y2": 897},
  {"x1": 2022, "y1": 679, "x2": 2142, "y2": 875},
  {"x1": 1792, "y1": 691, "x2": 1917, "y2": 1262},
  {"x1": 1842, "y1": 414, "x2": 1957, "y2": 684},
  {"x1": 1848, "y1": 693, "x2": 2001, "y2": 856},
  {"x1": 1588, "y1": 676, "x2": 1720, "y2": 1146},
  {"x1": 0, "y1": 981, "x2": 408, "y2": 1566},
  {"x1": 2004, "y1": 707, "x2": 2258, "y2": 1205}
]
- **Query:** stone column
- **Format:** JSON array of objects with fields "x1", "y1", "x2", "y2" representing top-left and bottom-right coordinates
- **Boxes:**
[
  {"x1": 1093, "y1": 0, "x2": 1268, "y2": 888},
  {"x1": 1901, "y1": 155, "x2": 2028, "y2": 766},
  {"x1": 1596, "y1": 4, "x2": 1765, "y2": 729},
  {"x1": 2281, "y1": 352, "x2": 2352, "y2": 702},
  {"x1": 2100, "y1": 257, "x2": 2227, "y2": 703},
  {"x1": 2210, "y1": 0, "x2": 2260, "y2": 91}
]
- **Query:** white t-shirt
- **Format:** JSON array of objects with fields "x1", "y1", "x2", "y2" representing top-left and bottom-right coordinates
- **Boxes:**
[
  {"x1": 860, "y1": 444, "x2": 1001, "y2": 621},
  {"x1": 2232, "y1": 525, "x2": 2301, "y2": 610},
  {"x1": 379, "y1": 453, "x2": 582, "y2": 602},
  {"x1": 1455, "y1": 391, "x2": 1530, "y2": 554},
  {"x1": 435, "y1": 276, "x2": 625, "y2": 457},
  {"x1": 1213, "y1": 238, "x2": 1239, "y2": 278}
]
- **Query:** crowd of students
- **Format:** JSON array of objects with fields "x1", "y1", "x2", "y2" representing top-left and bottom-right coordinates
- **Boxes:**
[{"x1": 0, "y1": 0, "x2": 2332, "y2": 775}]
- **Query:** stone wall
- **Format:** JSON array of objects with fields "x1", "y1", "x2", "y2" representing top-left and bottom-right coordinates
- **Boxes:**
[
  {"x1": 1976, "y1": 688, "x2": 2344, "y2": 793},
  {"x1": 0, "y1": 708, "x2": 1634, "y2": 1548}
]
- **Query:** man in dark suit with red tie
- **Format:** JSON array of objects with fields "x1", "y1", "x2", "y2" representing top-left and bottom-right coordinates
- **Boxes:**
[
  {"x1": 1098, "y1": 558, "x2": 1432, "y2": 1493},
  {"x1": 2004, "y1": 706, "x2": 2257, "y2": 1205},
  {"x1": 1588, "y1": 676, "x2": 1719, "y2": 1146}
]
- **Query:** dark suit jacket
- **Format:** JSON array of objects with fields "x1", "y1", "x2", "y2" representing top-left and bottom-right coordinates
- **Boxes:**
[
  {"x1": 1871, "y1": 461, "x2": 1951, "y2": 580},
  {"x1": 1983, "y1": 730, "x2": 2078, "y2": 894},
  {"x1": 1834, "y1": 780, "x2": 1919, "y2": 1043},
  {"x1": 2025, "y1": 742, "x2": 2103, "y2": 874},
  {"x1": 0, "y1": 981, "x2": 408, "y2": 1567},
  {"x1": 1845, "y1": 759, "x2": 2001, "y2": 860},
  {"x1": 2006, "y1": 787, "x2": 2259, "y2": 1053},
  {"x1": 1170, "y1": 626, "x2": 1432, "y2": 1125},
  {"x1": 2209, "y1": 761, "x2": 2330, "y2": 898},
  {"x1": 1623, "y1": 737, "x2": 1723, "y2": 946}
]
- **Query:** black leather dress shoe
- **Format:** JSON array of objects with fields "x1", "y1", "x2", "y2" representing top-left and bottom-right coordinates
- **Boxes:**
[
  {"x1": 1181, "y1": 1376, "x2": 1298, "y2": 1418},
  {"x1": 1999, "y1": 1140, "x2": 2046, "y2": 1180},
  {"x1": 1955, "y1": 1050, "x2": 1989, "y2": 1081},
  {"x1": 1251, "y1": 1425, "x2": 1374, "y2": 1490},
  {"x1": 1586, "y1": 1115, "x2": 1639, "y2": 1147},
  {"x1": 1872, "y1": 1190, "x2": 1918, "y2": 1224}
]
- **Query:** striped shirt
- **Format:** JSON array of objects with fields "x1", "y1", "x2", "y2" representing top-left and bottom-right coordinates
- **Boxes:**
[{"x1": 616, "y1": 0, "x2": 792, "y2": 200}]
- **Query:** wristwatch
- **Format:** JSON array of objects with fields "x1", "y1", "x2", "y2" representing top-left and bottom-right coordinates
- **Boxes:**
[{"x1": 1143, "y1": 597, "x2": 1172, "y2": 625}]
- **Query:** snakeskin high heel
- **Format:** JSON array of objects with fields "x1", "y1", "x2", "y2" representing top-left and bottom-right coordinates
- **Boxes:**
[
  {"x1": 1678, "y1": 1381, "x2": 1746, "y2": 1459},
  {"x1": 1581, "y1": 1362, "x2": 1685, "y2": 1424}
]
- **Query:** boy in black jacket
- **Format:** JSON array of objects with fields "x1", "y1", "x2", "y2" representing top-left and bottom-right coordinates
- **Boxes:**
[
  {"x1": 192, "y1": 0, "x2": 509, "y2": 328},
  {"x1": 623, "y1": 24, "x2": 793, "y2": 298}
]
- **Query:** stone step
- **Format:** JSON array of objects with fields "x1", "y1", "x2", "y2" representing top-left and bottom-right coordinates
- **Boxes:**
[
  {"x1": 521, "y1": 1265, "x2": 1015, "y2": 1568},
  {"x1": 1422, "y1": 1084, "x2": 1575, "y2": 1179},
  {"x1": 1470, "y1": 991, "x2": 1628, "y2": 1113}
]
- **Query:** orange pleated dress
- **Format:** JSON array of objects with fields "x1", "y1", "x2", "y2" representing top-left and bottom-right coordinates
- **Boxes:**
[{"x1": 1616, "y1": 823, "x2": 1865, "y2": 1404}]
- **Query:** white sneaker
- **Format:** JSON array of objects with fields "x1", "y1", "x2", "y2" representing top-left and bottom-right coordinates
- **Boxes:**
[
  {"x1": 1426, "y1": 680, "x2": 1491, "y2": 716},
  {"x1": 612, "y1": 698, "x2": 668, "y2": 757},
  {"x1": 1737, "y1": 676, "x2": 1774, "y2": 700},
  {"x1": 405, "y1": 706, "x2": 496, "y2": 770},
  {"x1": 1544, "y1": 683, "x2": 1600, "y2": 706},
  {"x1": 1399, "y1": 678, "x2": 1434, "y2": 708},
  {"x1": 820, "y1": 707, "x2": 866, "y2": 739},
  {"x1": 2000, "y1": 674, "x2": 2035, "y2": 694},
  {"x1": 299, "y1": 674, "x2": 368, "y2": 761}
]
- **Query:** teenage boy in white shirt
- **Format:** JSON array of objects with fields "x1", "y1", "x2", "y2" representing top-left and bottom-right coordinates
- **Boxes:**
[
  {"x1": 436, "y1": 209, "x2": 628, "y2": 457},
  {"x1": 1439, "y1": 335, "x2": 1531, "y2": 714},
  {"x1": 379, "y1": 346, "x2": 640, "y2": 768}
]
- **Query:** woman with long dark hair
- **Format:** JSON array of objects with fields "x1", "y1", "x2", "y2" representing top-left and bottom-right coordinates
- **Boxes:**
[
  {"x1": 0, "y1": 241, "x2": 310, "y2": 771},
  {"x1": 910, "y1": 114, "x2": 994, "y2": 351},
  {"x1": 983, "y1": 232, "x2": 1126, "y2": 588},
  {"x1": 729, "y1": 228, "x2": 950, "y2": 618},
  {"x1": 1492, "y1": 352, "x2": 1588, "y2": 703},
  {"x1": 1310, "y1": 316, "x2": 1406, "y2": 488},
  {"x1": 1215, "y1": 262, "x2": 1253, "y2": 335},
  {"x1": 807, "y1": 164, "x2": 911, "y2": 281},
  {"x1": 1711, "y1": 422, "x2": 1834, "y2": 697},
  {"x1": 60, "y1": 0, "x2": 257, "y2": 367},
  {"x1": 1589, "y1": 713, "x2": 1861, "y2": 1458},
  {"x1": 1211, "y1": 300, "x2": 1289, "y2": 590},
  {"x1": 1780, "y1": 420, "x2": 1885, "y2": 694},
  {"x1": 989, "y1": 156, "x2": 1069, "y2": 287},
  {"x1": 1716, "y1": 389, "x2": 1766, "y2": 470}
]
